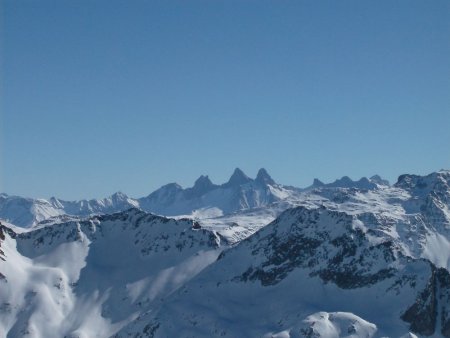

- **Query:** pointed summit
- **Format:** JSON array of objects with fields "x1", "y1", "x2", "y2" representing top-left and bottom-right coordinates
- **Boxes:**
[
  {"x1": 194, "y1": 175, "x2": 213, "y2": 188},
  {"x1": 225, "y1": 168, "x2": 252, "y2": 187},
  {"x1": 255, "y1": 168, "x2": 275, "y2": 185},
  {"x1": 356, "y1": 177, "x2": 376, "y2": 190},
  {"x1": 370, "y1": 175, "x2": 390, "y2": 186},
  {"x1": 191, "y1": 175, "x2": 215, "y2": 195},
  {"x1": 312, "y1": 178, "x2": 325, "y2": 187},
  {"x1": 111, "y1": 191, "x2": 128, "y2": 200}
]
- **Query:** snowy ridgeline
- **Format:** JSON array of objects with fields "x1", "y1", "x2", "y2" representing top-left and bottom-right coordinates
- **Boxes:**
[
  {"x1": 0, "y1": 210, "x2": 223, "y2": 338},
  {"x1": 1, "y1": 169, "x2": 450, "y2": 337},
  {"x1": 0, "y1": 168, "x2": 389, "y2": 228}
]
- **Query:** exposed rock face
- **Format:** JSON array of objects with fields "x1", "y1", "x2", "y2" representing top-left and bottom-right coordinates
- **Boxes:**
[
  {"x1": 0, "y1": 224, "x2": 5, "y2": 263},
  {"x1": 235, "y1": 205, "x2": 450, "y2": 336},
  {"x1": 255, "y1": 168, "x2": 276, "y2": 185},
  {"x1": 187, "y1": 175, "x2": 217, "y2": 197},
  {"x1": 223, "y1": 168, "x2": 253, "y2": 187},
  {"x1": 15, "y1": 208, "x2": 222, "y2": 258},
  {"x1": 402, "y1": 266, "x2": 450, "y2": 337},
  {"x1": 395, "y1": 171, "x2": 450, "y2": 214},
  {"x1": 0, "y1": 223, "x2": 15, "y2": 264},
  {"x1": 236, "y1": 207, "x2": 397, "y2": 289}
]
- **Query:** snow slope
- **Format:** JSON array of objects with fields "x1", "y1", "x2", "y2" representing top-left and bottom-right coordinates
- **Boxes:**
[
  {"x1": 274, "y1": 311, "x2": 378, "y2": 338},
  {"x1": 0, "y1": 209, "x2": 224, "y2": 337}
]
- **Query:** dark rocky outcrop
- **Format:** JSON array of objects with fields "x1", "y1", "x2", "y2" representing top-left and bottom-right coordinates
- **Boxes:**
[
  {"x1": 236, "y1": 207, "x2": 399, "y2": 289},
  {"x1": 402, "y1": 266, "x2": 450, "y2": 337}
]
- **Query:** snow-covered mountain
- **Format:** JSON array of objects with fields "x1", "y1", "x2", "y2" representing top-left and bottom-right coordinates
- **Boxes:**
[
  {"x1": 0, "y1": 209, "x2": 224, "y2": 337},
  {"x1": 115, "y1": 202, "x2": 450, "y2": 337},
  {"x1": 0, "y1": 192, "x2": 138, "y2": 228},
  {"x1": 1, "y1": 169, "x2": 450, "y2": 337},
  {"x1": 0, "y1": 168, "x2": 296, "y2": 228},
  {"x1": 138, "y1": 168, "x2": 293, "y2": 216},
  {"x1": 115, "y1": 171, "x2": 450, "y2": 337},
  {"x1": 0, "y1": 168, "x2": 389, "y2": 229}
]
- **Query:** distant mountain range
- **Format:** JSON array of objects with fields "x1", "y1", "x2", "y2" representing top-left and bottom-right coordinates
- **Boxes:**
[
  {"x1": 0, "y1": 168, "x2": 389, "y2": 228},
  {"x1": 2, "y1": 168, "x2": 450, "y2": 337}
]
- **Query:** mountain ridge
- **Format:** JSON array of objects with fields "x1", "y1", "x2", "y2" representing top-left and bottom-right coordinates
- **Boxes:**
[
  {"x1": 0, "y1": 168, "x2": 390, "y2": 228},
  {"x1": 1, "y1": 169, "x2": 450, "y2": 337},
  {"x1": 115, "y1": 200, "x2": 450, "y2": 337}
]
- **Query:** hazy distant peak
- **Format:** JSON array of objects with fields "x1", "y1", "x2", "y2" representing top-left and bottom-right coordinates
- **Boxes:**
[
  {"x1": 312, "y1": 178, "x2": 325, "y2": 187},
  {"x1": 191, "y1": 175, "x2": 216, "y2": 195},
  {"x1": 225, "y1": 168, "x2": 252, "y2": 187},
  {"x1": 194, "y1": 175, "x2": 213, "y2": 187},
  {"x1": 358, "y1": 177, "x2": 371, "y2": 184},
  {"x1": 309, "y1": 175, "x2": 382, "y2": 190},
  {"x1": 337, "y1": 176, "x2": 353, "y2": 184},
  {"x1": 370, "y1": 175, "x2": 390, "y2": 186},
  {"x1": 159, "y1": 182, "x2": 183, "y2": 191},
  {"x1": 111, "y1": 191, "x2": 128, "y2": 199},
  {"x1": 255, "y1": 168, "x2": 275, "y2": 185}
]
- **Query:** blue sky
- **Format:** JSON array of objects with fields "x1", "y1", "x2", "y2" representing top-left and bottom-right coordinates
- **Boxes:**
[{"x1": 2, "y1": 0, "x2": 450, "y2": 200}]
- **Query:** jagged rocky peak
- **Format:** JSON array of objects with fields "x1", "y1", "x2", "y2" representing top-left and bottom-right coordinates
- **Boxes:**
[
  {"x1": 191, "y1": 175, "x2": 216, "y2": 195},
  {"x1": 357, "y1": 177, "x2": 376, "y2": 189},
  {"x1": 255, "y1": 168, "x2": 275, "y2": 185},
  {"x1": 335, "y1": 175, "x2": 376, "y2": 188},
  {"x1": 395, "y1": 174, "x2": 421, "y2": 190},
  {"x1": 370, "y1": 174, "x2": 390, "y2": 186},
  {"x1": 312, "y1": 178, "x2": 325, "y2": 187},
  {"x1": 395, "y1": 170, "x2": 450, "y2": 191},
  {"x1": 111, "y1": 191, "x2": 129, "y2": 201},
  {"x1": 394, "y1": 171, "x2": 450, "y2": 208},
  {"x1": 224, "y1": 168, "x2": 253, "y2": 187},
  {"x1": 0, "y1": 223, "x2": 6, "y2": 262},
  {"x1": 310, "y1": 174, "x2": 388, "y2": 190}
]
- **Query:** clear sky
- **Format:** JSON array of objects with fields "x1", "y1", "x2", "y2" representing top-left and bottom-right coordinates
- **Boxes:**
[{"x1": 1, "y1": 0, "x2": 449, "y2": 200}]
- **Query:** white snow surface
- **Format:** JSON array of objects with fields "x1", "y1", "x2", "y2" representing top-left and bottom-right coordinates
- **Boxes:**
[
  {"x1": 299, "y1": 312, "x2": 378, "y2": 338},
  {"x1": 268, "y1": 311, "x2": 378, "y2": 338}
]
